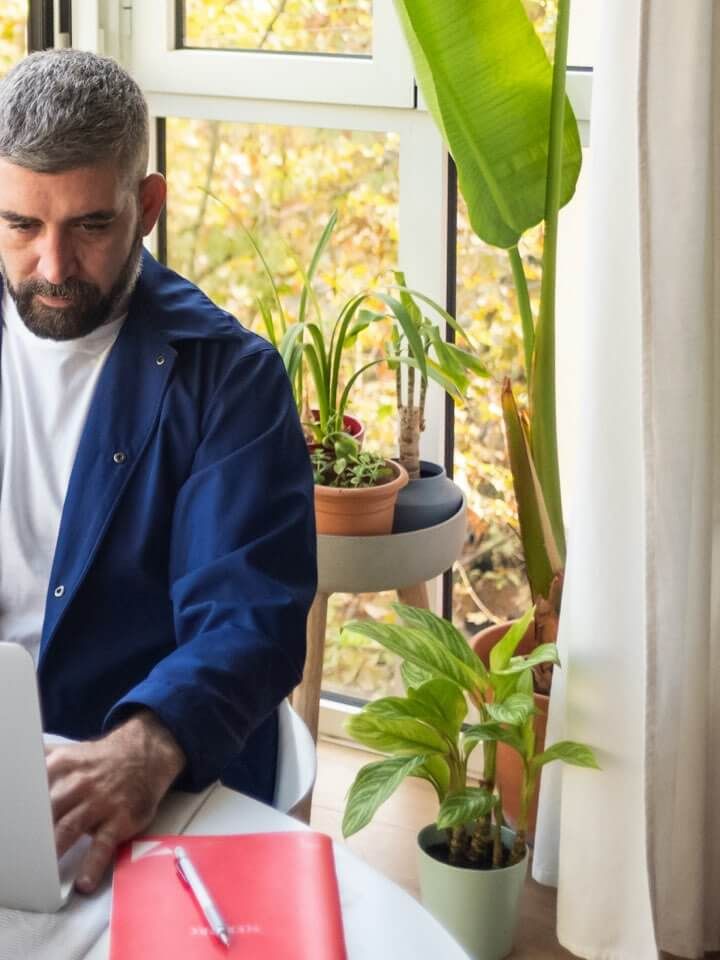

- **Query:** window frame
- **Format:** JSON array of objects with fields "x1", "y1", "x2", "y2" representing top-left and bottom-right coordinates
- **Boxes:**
[
  {"x1": 68, "y1": 1, "x2": 595, "y2": 730},
  {"x1": 129, "y1": 0, "x2": 415, "y2": 109}
]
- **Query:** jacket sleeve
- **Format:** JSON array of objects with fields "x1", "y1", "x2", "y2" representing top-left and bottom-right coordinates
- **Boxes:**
[{"x1": 104, "y1": 345, "x2": 317, "y2": 789}]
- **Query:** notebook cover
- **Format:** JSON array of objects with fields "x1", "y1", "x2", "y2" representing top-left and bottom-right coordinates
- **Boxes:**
[{"x1": 109, "y1": 831, "x2": 347, "y2": 959}]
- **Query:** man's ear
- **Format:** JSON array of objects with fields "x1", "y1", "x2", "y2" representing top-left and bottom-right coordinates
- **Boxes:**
[{"x1": 138, "y1": 173, "x2": 167, "y2": 235}]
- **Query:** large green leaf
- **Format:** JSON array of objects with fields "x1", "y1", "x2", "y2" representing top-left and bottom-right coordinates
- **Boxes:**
[
  {"x1": 437, "y1": 788, "x2": 496, "y2": 830},
  {"x1": 401, "y1": 660, "x2": 434, "y2": 691},
  {"x1": 346, "y1": 711, "x2": 447, "y2": 756},
  {"x1": 532, "y1": 741, "x2": 600, "y2": 771},
  {"x1": 342, "y1": 621, "x2": 486, "y2": 695},
  {"x1": 364, "y1": 695, "x2": 455, "y2": 741},
  {"x1": 408, "y1": 678, "x2": 468, "y2": 740},
  {"x1": 393, "y1": 0, "x2": 581, "y2": 249},
  {"x1": 392, "y1": 604, "x2": 488, "y2": 679},
  {"x1": 502, "y1": 380, "x2": 563, "y2": 600},
  {"x1": 463, "y1": 722, "x2": 525, "y2": 757},
  {"x1": 343, "y1": 755, "x2": 428, "y2": 837},
  {"x1": 486, "y1": 693, "x2": 536, "y2": 726},
  {"x1": 494, "y1": 642, "x2": 561, "y2": 675},
  {"x1": 489, "y1": 606, "x2": 535, "y2": 673},
  {"x1": 413, "y1": 754, "x2": 451, "y2": 801}
]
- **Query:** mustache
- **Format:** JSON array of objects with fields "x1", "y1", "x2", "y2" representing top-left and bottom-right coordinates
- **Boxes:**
[{"x1": 18, "y1": 277, "x2": 100, "y2": 300}]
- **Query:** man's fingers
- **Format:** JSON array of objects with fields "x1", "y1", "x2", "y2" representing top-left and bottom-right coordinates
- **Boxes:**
[
  {"x1": 46, "y1": 746, "x2": 85, "y2": 784},
  {"x1": 49, "y1": 772, "x2": 88, "y2": 823},
  {"x1": 75, "y1": 829, "x2": 118, "y2": 894},
  {"x1": 54, "y1": 804, "x2": 95, "y2": 858}
]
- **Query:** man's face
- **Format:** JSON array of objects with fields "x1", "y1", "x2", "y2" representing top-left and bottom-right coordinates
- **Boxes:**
[{"x1": 0, "y1": 159, "x2": 165, "y2": 340}]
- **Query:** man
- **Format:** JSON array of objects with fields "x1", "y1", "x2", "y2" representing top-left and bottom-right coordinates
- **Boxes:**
[{"x1": 0, "y1": 49, "x2": 316, "y2": 893}]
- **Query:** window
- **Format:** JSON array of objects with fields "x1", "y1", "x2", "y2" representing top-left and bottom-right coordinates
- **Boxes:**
[
  {"x1": 165, "y1": 118, "x2": 399, "y2": 330},
  {"x1": 181, "y1": 0, "x2": 373, "y2": 56},
  {"x1": 130, "y1": 0, "x2": 413, "y2": 108},
  {"x1": 75, "y1": 0, "x2": 594, "y2": 719},
  {"x1": 0, "y1": 1, "x2": 27, "y2": 77},
  {"x1": 452, "y1": 151, "x2": 592, "y2": 643}
]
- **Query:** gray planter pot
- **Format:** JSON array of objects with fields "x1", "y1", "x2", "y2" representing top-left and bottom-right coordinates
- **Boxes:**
[
  {"x1": 417, "y1": 824, "x2": 527, "y2": 960},
  {"x1": 392, "y1": 460, "x2": 464, "y2": 533}
]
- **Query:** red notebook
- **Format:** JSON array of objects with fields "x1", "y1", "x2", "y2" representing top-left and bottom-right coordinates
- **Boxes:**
[{"x1": 109, "y1": 831, "x2": 347, "y2": 959}]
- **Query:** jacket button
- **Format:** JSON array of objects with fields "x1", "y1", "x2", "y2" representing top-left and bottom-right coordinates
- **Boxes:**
[
  {"x1": 155, "y1": 354, "x2": 165, "y2": 366},
  {"x1": 113, "y1": 451, "x2": 127, "y2": 464},
  {"x1": 54, "y1": 585, "x2": 65, "y2": 598}
]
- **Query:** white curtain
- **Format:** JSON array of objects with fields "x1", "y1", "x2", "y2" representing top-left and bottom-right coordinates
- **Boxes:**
[{"x1": 532, "y1": 2, "x2": 720, "y2": 958}]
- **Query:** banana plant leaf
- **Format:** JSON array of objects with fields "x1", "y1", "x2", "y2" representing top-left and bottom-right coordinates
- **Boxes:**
[
  {"x1": 501, "y1": 378, "x2": 564, "y2": 600},
  {"x1": 393, "y1": 0, "x2": 582, "y2": 249}
]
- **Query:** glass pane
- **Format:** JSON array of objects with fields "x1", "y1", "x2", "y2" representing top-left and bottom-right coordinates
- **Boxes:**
[
  {"x1": 452, "y1": 151, "x2": 590, "y2": 644},
  {"x1": 182, "y1": 0, "x2": 373, "y2": 56},
  {"x1": 165, "y1": 117, "x2": 400, "y2": 701},
  {"x1": 0, "y1": 1, "x2": 27, "y2": 78},
  {"x1": 523, "y1": 0, "x2": 597, "y2": 67}
]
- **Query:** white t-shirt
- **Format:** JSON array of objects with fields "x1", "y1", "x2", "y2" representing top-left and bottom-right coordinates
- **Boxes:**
[{"x1": 0, "y1": 290, "x2": 124, "y2": 663}]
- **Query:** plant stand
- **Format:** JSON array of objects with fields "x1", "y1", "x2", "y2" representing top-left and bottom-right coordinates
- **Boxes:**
[{"x1": 291, "y1": 499, "x2": 466, "y2": 819}]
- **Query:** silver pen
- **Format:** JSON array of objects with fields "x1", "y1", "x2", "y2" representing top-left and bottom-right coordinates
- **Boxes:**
[{"x1": 174, "y1": 845, "x2": 232, "y2": 949}]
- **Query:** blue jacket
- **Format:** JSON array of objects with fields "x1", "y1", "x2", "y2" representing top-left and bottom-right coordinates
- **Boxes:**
[{"x1": 2, "y1": 251, "x2": 317, "y2": 801}]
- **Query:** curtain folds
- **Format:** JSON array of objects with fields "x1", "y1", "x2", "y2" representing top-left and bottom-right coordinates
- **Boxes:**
[{"x1": 532, "y1": 2, "x2": 720, "y2": 958}]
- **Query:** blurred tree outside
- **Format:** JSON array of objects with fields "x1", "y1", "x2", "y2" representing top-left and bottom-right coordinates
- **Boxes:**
[
  {"x1": 0, "y1": 2, "x2": 27, "y2": 78},
  {"x1": 183, "y1": 0, "x2": 373, "y2": 55},
  {"x1": 165, "y1": 0, "x2": 559, "y2": 701}
]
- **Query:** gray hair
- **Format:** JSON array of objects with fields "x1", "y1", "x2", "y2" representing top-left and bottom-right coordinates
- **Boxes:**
[{"x1": 0, "y1": 49, "x2": 149, "y2": 185}]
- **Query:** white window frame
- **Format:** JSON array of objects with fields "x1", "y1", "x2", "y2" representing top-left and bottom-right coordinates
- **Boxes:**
[{"x1": 127, "y1": 0, "x2": 414, "y2": 109}]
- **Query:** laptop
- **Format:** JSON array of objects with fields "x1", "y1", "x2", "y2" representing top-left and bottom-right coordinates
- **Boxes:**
[{"x1": 0, "y1": 641, "x2": 87, "y2": 911}]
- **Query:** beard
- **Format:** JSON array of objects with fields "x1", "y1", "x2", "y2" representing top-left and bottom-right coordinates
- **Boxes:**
[{"x1": 2, "y1": 230, "x2": 144, "y2": 341}]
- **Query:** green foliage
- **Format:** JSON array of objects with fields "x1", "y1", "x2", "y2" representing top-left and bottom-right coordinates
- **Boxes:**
[
  {"x1": 342, "y1": 605, "x2": 598, "y2": 868},
  {"x1": 437, "y1": 787, "x2": 496, "y2": 830},
  {"x1": 393, "y1": 0, "x2": 579, "y2": 613},
  {"x1": 393, "y1": 0, "x2": 580, "y2": 249},
  {"x1": 184, "y1": 0, "x2": 373, "y2": 56},
  {"x1": 532, "y1": 741, "x2": 600, "y2": 771},
  {"x1": 341, "y1": 755, "x2": 428, "y2": 838},
  {"x1": 310, "y1": 432, "x2": 393, "y2": 488},
  {"x1": 0, "y1": 3, "x2": 27, "y2": 79}
]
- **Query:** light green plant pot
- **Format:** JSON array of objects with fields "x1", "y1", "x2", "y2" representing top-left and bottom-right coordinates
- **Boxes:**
[{"x1": 417, "y1": 824, "x2": 528, "y2": 960}]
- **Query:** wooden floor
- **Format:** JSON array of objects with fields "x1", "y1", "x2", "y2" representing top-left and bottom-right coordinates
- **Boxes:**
[{"x1": 310, "y1": 738, "x2": 577, "y2": 960}]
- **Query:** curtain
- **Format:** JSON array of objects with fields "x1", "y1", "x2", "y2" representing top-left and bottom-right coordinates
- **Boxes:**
[{"x1": 532, "y1": 2, "x2": 720, "y2": 958}]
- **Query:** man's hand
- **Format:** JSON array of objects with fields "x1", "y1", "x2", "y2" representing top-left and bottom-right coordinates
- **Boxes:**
[{"x1": 46, "y1": 711, "x2": 186, "y2": 894}]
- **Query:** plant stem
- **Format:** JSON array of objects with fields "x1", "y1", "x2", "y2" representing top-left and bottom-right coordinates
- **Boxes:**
[
  {"x1": 510, "y1": 769, "x2": 533, "y2": 865},
  {"x1": 467, "y1": 813, "x2": 493, "y2": 864},
  {"x1": 508, "y1": 245, "x2": 534, "y2": 382},
  {"x1": 492, "y1": 816, "x2": 503, "y2": 868},
  {"x1": 449, "y1": 825, "x2": 465, "y2": 865},
  {"x1": 529, "y1": 0, "x2": 572, "y2": 563}
]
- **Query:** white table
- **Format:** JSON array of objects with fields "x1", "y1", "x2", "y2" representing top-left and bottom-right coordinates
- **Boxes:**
[{"x1": 81, "y1": 784, "x2": 469, "y2": 959}]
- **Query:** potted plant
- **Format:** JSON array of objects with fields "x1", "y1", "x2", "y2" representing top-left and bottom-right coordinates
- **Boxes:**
[
  {"x1": 392, "y1": 0, "x2": 579, "y2": 648},
  {"x1": 341, "y1": 604, "x2": 598, "y2": 959},
  {"x1": 360, "y1": 272, "x2": 488, "y2": 532},
  {"x1": 312, "y1": 432, "x2": 409, "y2": 536},
  {"x1": 392, "y1": 0, "x2": 581, "y2": 810}
]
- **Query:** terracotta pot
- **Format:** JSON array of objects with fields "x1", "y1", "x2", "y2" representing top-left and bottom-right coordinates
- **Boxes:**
[
  {"x1": 471, "y1": 620, "x2": 548, "y2": 838},
  {"x1": 306, "y1": 410, "x2": 364, "y2": 451},
  {"x1": 314, "y1": 460, "x2": 409, "y2": 536}
]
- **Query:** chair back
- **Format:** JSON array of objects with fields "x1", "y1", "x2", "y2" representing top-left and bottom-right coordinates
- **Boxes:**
[{"x1": 273, "y1": 699, "x2": 317, "y2": 814}]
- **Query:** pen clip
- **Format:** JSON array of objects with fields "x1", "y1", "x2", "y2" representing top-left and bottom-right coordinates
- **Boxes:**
[{"x1": 174, "y1": 847, "x2": 190, "y2": 887}]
